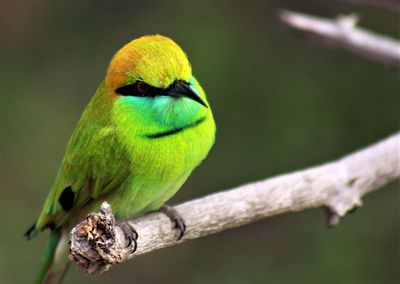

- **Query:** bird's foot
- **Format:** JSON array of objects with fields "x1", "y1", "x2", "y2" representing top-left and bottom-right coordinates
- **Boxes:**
[
  {"x1": 160, "y1": 204, "x2": 186, "y2": 240},
  {"x1": 116, "y1": 220, "x2": 138, "y2": 254}
]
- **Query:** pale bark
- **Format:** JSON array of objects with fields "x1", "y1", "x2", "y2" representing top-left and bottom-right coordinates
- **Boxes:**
[
  {"x1": 69, "y1": 133, "x2": 400, "y2": 274},
  {"x1": 279, "y1": 10, "x2": 400, "y2": 68}
]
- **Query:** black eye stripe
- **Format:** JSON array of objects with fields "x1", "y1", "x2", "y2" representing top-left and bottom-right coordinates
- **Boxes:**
[
  {"x1": 115, "y1": 84, "x2": 139, "y2": 96},
  {"x1": 115, "y1": 83, "x2": 147, "y2": 97},
  {"x1": 115, "y1": 81, "x2": 161, "y2": 97},
  {"x1": 115, "y1": 80, "x2": 192, "y2": 98}
]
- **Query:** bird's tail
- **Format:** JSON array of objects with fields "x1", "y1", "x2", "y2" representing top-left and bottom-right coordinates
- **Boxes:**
[{"x1": 33, "y1": 229, "x2": 70, "y2": 284}]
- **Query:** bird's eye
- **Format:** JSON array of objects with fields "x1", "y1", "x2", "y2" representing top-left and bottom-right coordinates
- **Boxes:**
[
  {"x1": 136, "y1": 81, "x2": 152, "y2": 96},
  {"x1": 115, "y1": 81, "x2": 157, "y2": 97}
]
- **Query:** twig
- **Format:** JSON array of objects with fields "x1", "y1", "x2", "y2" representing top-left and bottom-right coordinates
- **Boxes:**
[
  {"x1": 279, "y1": 10, "x2": 400, "y2": 68},
  {"x1": 69, "y1": 133, "x2": 400, "y2": 274}
]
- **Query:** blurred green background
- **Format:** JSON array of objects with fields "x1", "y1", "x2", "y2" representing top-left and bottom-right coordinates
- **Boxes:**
[{"x1": 1, "y1": 1, "x2": 399, "y2": 283}]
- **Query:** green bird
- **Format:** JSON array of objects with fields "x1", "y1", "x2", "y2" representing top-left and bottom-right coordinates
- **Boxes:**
[{"x1": 25, "y1": 34, "x2": 216, "y2": 284}]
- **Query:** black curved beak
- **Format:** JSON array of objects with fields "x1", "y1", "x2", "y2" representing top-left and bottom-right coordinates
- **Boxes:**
[{"x1": 168, "y1": 80, "x2": 208, "y2": 108}]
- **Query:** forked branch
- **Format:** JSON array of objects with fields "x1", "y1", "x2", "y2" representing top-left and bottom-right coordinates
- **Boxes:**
[{"x1": 279, "y1": 10, "x2": 400, "y2": 68}]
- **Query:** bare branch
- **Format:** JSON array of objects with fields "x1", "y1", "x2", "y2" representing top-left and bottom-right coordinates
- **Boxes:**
[
  {"x1": 70, "y1": 133, "x2": 400, "y2": 274},
  {"x1": 279, "y1": 10, "x2": 400, "y2": 68}
]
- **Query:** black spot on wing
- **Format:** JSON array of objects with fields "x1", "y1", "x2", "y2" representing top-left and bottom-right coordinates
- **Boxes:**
[{"x1": 59, "y1": 186, "x2": 75, "y2": 211}]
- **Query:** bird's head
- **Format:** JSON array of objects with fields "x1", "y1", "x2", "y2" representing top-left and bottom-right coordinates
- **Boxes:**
[{"x1": 104, "y1": 35, "x2": 211, "y2": 137}]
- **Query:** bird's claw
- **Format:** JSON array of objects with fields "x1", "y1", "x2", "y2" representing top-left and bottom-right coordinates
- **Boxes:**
[
  {"x1": 116, "y1": 220, "x2": 138, "y2": 254},
  {"x1": 126, "y1": 234, "x2": 137, "y2": 254},
  {"x1": 173, "y1": 217, "x2": 186, "y2": 240},
  {"x1": 160, "y1": 204, "x2": 186, "y2": 240}
]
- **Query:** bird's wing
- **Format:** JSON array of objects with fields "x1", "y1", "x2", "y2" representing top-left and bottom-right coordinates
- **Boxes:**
[{"x1": 29, "y1": 123, "x2": 131, "y2": 237}]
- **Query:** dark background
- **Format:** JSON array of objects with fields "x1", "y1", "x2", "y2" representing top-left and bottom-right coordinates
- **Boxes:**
[{"x1": 1, "y1": 1, "x2": 399, "y2": 283}]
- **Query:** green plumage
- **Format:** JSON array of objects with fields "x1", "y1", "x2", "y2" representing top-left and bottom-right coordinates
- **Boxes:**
[{"x1": 27, "y1": 35, "x2": 216, "y2": 284}]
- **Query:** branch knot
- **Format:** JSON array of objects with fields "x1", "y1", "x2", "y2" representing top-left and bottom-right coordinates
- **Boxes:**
[{"x1": 69, "y1": 202, "x2": 125, "y2": 274}]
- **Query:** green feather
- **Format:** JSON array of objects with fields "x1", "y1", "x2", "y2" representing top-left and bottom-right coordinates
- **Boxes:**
[
  {"x1": 34, "y1": 230, "x2": 61, "y2": 284},
  {"x1": 27, "y1": 34, "x2": 216, "y2": 284}
]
